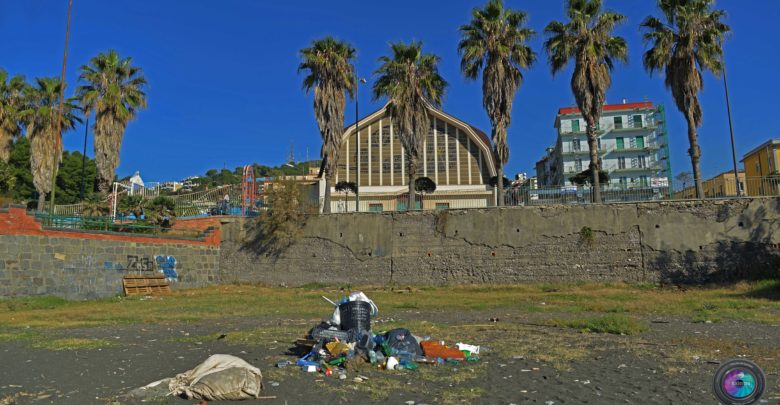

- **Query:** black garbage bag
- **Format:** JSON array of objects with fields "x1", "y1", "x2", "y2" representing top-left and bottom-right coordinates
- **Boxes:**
[{"x1": 385, "y1": 328, "x2": 422, "y2": 356}]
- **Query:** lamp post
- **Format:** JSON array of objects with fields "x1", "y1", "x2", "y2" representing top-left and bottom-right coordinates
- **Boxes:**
[
  {"x1": 79, "y1": 117, "x2": 88, "y2": 201},
  {"x1": 49, "y1": 0, "x2": 74, "y2": 215},
  {"x1": 354, "y1": 76, "x2": 367, "y2": 212},
  {"x1": 723, "y1": 57, "x2": 742, "y2": 196}
]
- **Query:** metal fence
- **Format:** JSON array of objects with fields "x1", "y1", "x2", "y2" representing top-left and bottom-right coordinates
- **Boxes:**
[{"x1": 35, "y1": 213, "x2": 205, "y2": 239}]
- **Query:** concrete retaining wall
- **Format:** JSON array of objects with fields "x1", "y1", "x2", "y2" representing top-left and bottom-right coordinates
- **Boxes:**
[{"x1": 220, "y1": 198, "x2": 780, "y2": 285}]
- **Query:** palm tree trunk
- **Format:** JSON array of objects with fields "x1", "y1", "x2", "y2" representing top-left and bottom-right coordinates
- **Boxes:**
[
  {"x1": 685, "y1": 111, "x2": 704, "y2": 199},
  {"x1": 323, "y1": 176, "x2": 333, "y2": 214},
  {"x1": 97, "y1": 177, "x2": 111, "y2": 194},
  {"x1": 0, "y1": 130, "x2": 11, "y2": 163},
  {"x1": 496, "y1": 166, "x2": 505, "y2": 206},
  {"x1": 37, "y1": 193, "x2": 46, "y2": 212},
  {"x1": 586, "y1": 120, "x2": 602, "y2": 203}
]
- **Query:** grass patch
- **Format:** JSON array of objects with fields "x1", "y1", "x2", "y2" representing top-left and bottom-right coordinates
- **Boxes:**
[
  {"x1": 547, "y1": 314, "x2": 649, "y2": 335},
  {"x1": 0, "y1": 281, "x2": 777, "y2": 330}
]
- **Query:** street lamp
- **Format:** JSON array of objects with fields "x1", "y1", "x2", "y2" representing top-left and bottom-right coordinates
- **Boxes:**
[
  {"x1": 354, "y1": 76, "x2": 367, "y2": 212},
  {"x1": 722, "y1": 56, "x2": 742, "y2": 196}
]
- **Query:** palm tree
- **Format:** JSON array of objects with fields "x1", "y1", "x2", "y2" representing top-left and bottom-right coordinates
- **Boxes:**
[
  {"x1": 544, "y1": 0, "x2": 628, "y2": 203},
  {"x1": 0, "y1": 70, "x2": 27, "y2": 163},
  {"x1": 22, "y1": 77, "x2": 80, "y2": 211},
  {"x1": 77, "y1": 50, "x2": 147, "y2": 193},
  {"x1": 458, "y1": 0, "x2": 536, "y2": 206},
  {"x1": 642, "y1": 0, "x2": 729, "y2": 199},
  {"x1": 298, "y1": 37, "x2": 356, "y2": 214},
  {"x1": 373, "y1": 41, "x2": 447, "y2": 211}
]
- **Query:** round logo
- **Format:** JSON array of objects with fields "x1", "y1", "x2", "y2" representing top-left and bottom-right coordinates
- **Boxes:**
[{"x1": 712, "y1": 359, "x2": 765, "y2": 405}]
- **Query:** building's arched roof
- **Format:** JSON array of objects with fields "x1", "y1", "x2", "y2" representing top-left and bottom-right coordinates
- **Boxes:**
[{"x1": 318, "y1": 103, "x2": 497, "y2": 178}]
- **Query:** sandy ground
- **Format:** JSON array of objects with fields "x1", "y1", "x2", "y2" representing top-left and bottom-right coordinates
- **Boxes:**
[{"x1": 0, "y1": 311, "x2": 778, "y2": 404}]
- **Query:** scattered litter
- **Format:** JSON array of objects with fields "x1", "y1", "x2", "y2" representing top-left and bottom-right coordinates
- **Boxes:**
[{"x1": 287, "y1": 291, "x2": 481, "y2": 382}]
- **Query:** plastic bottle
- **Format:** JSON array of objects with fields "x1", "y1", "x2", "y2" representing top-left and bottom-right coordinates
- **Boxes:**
[{"x1": 368, "y1": 350, "x2": 378, "y2": 364}]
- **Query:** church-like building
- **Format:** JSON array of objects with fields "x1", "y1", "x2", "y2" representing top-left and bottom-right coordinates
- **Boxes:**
[{"x1": 318, "y1": 103, "x2": 498, "y2": 212}]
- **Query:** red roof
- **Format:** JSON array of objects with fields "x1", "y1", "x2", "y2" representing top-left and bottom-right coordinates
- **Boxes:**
[{"x1": 557, "y1": 101, "x2": 653, "y2": 116}]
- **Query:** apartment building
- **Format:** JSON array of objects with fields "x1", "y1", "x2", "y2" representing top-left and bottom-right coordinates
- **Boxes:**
[{"x1": 537, "y1": 101, "x2": 672, "y2": 191}]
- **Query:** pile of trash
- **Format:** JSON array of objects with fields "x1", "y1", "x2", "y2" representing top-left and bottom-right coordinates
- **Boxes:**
[{"x1": 287, "y1": 292, "x2": 480, "y2": 375}]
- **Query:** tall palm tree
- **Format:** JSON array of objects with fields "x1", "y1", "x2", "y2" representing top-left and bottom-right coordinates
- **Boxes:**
[
  {"x1": 22, "y1": 77, "x2": 80, "y2": 211},
  {"x1": 642, "y1": 0, "x2": 729, "y2": 199},
  {"x1": 298, "y1": 37, "x2": 356, "y2": 214},
  {"x1": 77, "y1": 50, "x2": 147, "y2": 193},
  {"x1": 373, "y1": 41, "x2": 447, "y2": 211},
  {"x1": 459, "y1": 0, "x2": 536, "y2": 206},
  {"x1": 0, "y1": 69, "x2": 27, "y2": 163},
  {"x1": 544, "y1": 0, "x2": 628, "y2": 203}
]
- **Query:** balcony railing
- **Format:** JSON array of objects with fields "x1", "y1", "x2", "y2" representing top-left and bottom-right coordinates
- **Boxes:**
[
  {"x1": 560, "y1": 120, "x2": 657, "y2": 135},
  {"x1": 561, "y1": 142, "x2": 662, "y2": 155}
]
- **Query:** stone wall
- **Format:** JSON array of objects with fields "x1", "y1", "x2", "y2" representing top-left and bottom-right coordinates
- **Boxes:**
[
  {"x1": 220, "y1": 198, "x2": 780, "y2": 286},
  {"x1": 0, "y1": 207, "x2": 220, "y2": 299}
]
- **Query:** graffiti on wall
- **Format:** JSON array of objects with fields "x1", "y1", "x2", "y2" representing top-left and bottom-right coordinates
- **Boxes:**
[
  {"x1": 124, "y1": 254, "x2": 179, "y2": 281},
  {"x1": 126, "y1": 255, "x2": 155, "y2": 272},
  {"x1": 155, "y1": 255, "x2": 178, "y2": 281}
]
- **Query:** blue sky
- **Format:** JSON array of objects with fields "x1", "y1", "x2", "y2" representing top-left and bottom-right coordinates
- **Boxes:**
[{"x1": 1, "y1": 0, "x2": 777, "y2": 182}]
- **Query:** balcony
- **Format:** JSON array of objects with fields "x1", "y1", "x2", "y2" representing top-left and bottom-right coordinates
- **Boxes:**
[
  {"x1": 612, "y1": 121, "x2": 657, "y2": 132},
  {"x1": 561, "y1": 143, "x2": 662, "y2": 156},
  {"x1": 607, "y1": 163, "x2": 665, "y2": 173},
  {"x1": 560, "y1": 121, "x2": 658, "y2": 136}
]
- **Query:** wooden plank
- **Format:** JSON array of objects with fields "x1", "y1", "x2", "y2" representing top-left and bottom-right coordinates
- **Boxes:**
[{"x1": 123, "y1": 275, "x2": 171, "y2": 296}]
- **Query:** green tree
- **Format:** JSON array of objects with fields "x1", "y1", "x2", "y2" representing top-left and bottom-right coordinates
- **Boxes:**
[
  {"x1": 334, "y1": 180, "x2": 357, "y2": 212},
  {"x1": 299, "y1": 37, "x2": 356, "y2": 213},
  {"x1": 8, "y1": 136, "x2": 34, "y2": 202},
  {"x1": 77, "y1": 50, "x2": 147, "y2": 193},
  {"x1": 145, "y1": 196, "x2": 176, "y2": 228},
  {"x1": 0, "y1": 69, "x2": 27, "y2": 163},
  {"x1": 117, "y1": 194, "x2": 145, "y2": 219},
  {"x1": 373, "y1": 41, "x2": 447, "y2": 211},
  {"x1": 544, "y1": 0, "x2": 628, "y2": 203},
  {"x1": 641, "y1": 0, "x2": 730, "y2": 199},
  {"x1": 54, "y1": 150, "x2": 97, "y2": 204},
  {"x1": 21, "y1": 77, "x2": 81, "y2": 211},
  {"x1": 458, "y1": 0, "x2": 535, "y2": 206},
  {"x1": 0, "y1": 159, "x2": 15, "y2": 195}
]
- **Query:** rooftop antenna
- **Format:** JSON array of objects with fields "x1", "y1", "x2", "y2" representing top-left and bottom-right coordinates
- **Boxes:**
[{"x1": 288, "y1": 141, "x2": 295, "y2": 165}]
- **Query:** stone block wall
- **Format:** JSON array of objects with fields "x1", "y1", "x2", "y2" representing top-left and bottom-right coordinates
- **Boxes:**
[{"x1": 0, "y1": 207, "x2": 220, "y2": 299}]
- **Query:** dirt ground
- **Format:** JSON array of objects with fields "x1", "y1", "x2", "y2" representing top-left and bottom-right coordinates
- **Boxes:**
[{"x1": 1, "y1": 308, "x2": 778, "y2": 405}]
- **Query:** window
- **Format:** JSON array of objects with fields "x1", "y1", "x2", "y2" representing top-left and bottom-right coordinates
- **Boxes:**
[
  {"x1": 616, "y1": 137, "x2": 624, "y2": 150},
  {"x1": 435, "y1": 202, "x2": 450, "y2": 210},
  {"x1": 572, "y1": 139, "x2": 581, "y2": 151},
  {"x1": 638, "y1": 156, "x2": 647, "y2": 168},
  {"x1": 618, "y1": 157, "x2": 626, "y2": 169},
  {"x1": 619, "y1": 177, "x2": 628, "y2": 188},
  {"x1": 571, "y1": 119, "x2": 580, "y2": 133},
  {"x1": 574, "y1": 159, "x2": 583, "y2": 172},
  {"x1": 614, "y1": 116, "x2": 623, "y2": 129},
  {"x1": 639, "y1": 176, "x2": 649, "y2": 187},
  {"x1": 635, "y1": 136, "x2": 645, "y2": 149},
  {"x1": 369, "y1": 203, "x2": 383, "y2": 212},
  {"x1": 633, "y1": 115, "x2": 643, "y2": 128}
]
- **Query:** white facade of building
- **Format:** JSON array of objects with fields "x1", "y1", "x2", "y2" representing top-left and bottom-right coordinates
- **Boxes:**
[{"x1": 545, "y1": 102, "x2": 671, "y2": 188}]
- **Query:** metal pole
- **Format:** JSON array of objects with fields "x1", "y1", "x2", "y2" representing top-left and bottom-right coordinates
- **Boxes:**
[
  {"x1": 723, "y1": 59, "x2": 742, "y2": 196},
  {"x1": 80, "y1": 117, "x2": 88, "y2": 200},
  {"x1": 354, "y1": 75, "x2": 360, "y2": 212},
  {"x1": 49, "y1": 0, "x2": 74, "y2": 214}
]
